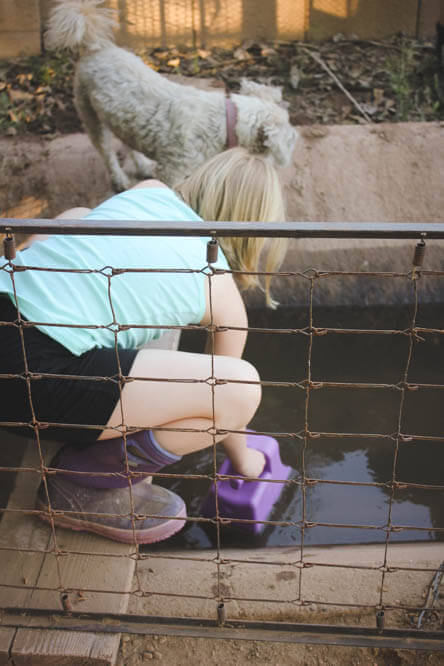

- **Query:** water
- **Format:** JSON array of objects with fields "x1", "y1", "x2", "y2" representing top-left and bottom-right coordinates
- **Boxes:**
[{"x1": 150, "y1": 304, "x2": 444, "y2": 550}]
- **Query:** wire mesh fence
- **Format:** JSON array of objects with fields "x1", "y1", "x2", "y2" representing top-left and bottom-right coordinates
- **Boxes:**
[
  {"x1": 0, "y1": 217, "x2": 443, "y2": 650},
  {"x1": 101, "y1": 0, "x2": 420, "y2": 48}
]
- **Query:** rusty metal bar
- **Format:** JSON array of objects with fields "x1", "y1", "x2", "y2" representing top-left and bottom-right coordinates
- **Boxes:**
[
  {"x1": 417, "y1": 561, "x2": 444, "y2": 629},
  {"x1": 1, "y1": 219, "x2": 444, "y2": 238},
  {"x1": 0, "y1": 608, "x2": 443, "y2": 651}
]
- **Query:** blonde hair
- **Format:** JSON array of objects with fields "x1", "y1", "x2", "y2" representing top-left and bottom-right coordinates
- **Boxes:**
[{"x1": 176, "y1": 148, "x2": 286, "y2": 308}]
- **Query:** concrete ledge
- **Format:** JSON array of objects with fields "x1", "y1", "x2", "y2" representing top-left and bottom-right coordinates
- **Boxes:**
[
  {"x1": 257, "y1": 237, "x2": 444, "y2": 308},
  {"x1": 127, "y1": 542, "x2": 444, "y2": 621},
  {"x1": 1, "y1": 123, "x2": 443, "y2": 307}
]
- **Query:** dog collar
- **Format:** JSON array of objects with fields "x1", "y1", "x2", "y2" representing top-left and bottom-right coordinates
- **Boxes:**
[{"x1": 225, "y1": 97, "x2": 238, "y2": 149}]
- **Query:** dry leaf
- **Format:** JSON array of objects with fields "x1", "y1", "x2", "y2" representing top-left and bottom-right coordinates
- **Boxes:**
[
  {"x1": 261, "y1": 47, "x2": 277, "y2": 58},
  {"x1": 361, "y1": 103, "x2": 378, "y2": 116},
  {"x1": 233, "y1": 47, "x2": 250, "y2": 61},
  {"x1": 373, "y1": 88, "x2": 384, "y2": 104},
  {"x1": 350, "y1": 65, "x2": 363, "y2": 78},
  {"x1": 289, "y1": 64, "x2": 300, "y2": 90},
  {"x1": 8, "y1": 89, "x2": 33, "y2": 103},
  {"x1": 326, "y1": 59, "x2": 338, "y2": 71}
]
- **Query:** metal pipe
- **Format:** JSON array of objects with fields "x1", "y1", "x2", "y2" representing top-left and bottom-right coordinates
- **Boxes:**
[
  {"x1": 0, "y1": 608, "x2": 443, "y2": 651},
  {"x1": 1, "y1": 219, "x2": 444, "y2": 238}
]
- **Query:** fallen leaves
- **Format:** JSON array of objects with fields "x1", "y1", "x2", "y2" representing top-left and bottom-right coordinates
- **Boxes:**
[
  {"x1": 0, "y1": 52, "x2": 77, "y2": 136},
  {"x1": 0, "y1": 34, "x2": 442, "y2": 137}
]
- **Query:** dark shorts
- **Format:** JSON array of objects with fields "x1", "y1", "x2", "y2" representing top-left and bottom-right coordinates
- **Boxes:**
[{"x1": 0, "y1": 296, "x2": 137, "y2": 446}]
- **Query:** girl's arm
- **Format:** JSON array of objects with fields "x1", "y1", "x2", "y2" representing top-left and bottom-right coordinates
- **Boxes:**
[{"x1": 202, "y1": 273, "x2": 248, "y2": 358}]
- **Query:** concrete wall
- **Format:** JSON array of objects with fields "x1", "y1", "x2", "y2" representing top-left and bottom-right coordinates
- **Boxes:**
[
  {"x1": 1, "y1": 0, "x2": 439, "y2": 59},
  {"x1": 1, "y1": 121, "x2": 443, "y2": 308},
  {"x1": 307, "y1": 0, "x2": 418, "y2": 41},
  {"x1": 0, "y1": 0, "x2": 41, "y2": 58}
]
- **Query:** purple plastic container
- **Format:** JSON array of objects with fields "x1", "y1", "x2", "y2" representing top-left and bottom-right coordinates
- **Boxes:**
[{"x1": 201, "y1": 432, "x2": 291, "y2": 534}]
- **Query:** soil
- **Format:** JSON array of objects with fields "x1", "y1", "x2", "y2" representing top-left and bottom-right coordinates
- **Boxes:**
[{"x1": 117, "y1": 636, "x2": 443, "y2": 666}]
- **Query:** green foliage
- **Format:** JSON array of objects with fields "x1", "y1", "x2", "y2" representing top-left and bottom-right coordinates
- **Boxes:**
[
  {"x1": 27, "y1": 51, "x2": 74, "y2": 85},
  {"x1": 385, "y1": 39, "x2": 416, "y2": 121},
  {"x1": 385, "y1": 39, "x2": 444, "y2": 122},
  {"x1": 0, "y1": 91, "x2": 10, "y2": 130}
]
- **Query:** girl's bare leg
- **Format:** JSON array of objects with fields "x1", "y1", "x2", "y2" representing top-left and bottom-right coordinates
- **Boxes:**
[{"x1": 100, "y1": 349, "x2": 265, "y2": 477}]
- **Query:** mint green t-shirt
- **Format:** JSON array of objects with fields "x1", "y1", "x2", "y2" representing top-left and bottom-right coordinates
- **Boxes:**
[{"x1": 0, "y1": 188, "x2": 229, "y2": 356}]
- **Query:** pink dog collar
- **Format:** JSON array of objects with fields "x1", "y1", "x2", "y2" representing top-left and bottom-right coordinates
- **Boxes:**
[{"x1": 225, "y1": 97, "x2": 238, "y2": 148}]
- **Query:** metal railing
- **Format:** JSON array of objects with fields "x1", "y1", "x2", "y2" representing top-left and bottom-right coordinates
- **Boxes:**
[{"x1": 0, "y1": 218, "x2": 443, "y2": 651}]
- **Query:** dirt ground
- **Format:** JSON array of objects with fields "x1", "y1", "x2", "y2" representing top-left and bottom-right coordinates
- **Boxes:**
[{"x1": 117, "y1": 635, "x2": 443, "y2": 666}]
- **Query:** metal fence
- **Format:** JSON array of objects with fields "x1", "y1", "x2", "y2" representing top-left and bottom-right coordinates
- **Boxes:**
[
  {"x1": 0, "y1": 217, "x2": 443, "y2": 653},
  {"x1": 76, "y1": 0, "x2": 421, "y2": 48},
  {"x1": 105, "y1": 0, "x2": 422, "y2": 46}
]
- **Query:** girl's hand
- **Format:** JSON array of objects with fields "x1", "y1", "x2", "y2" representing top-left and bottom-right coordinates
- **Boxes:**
[{"x1": 231, "y1": 447, "x2": 265, "y2": 479}]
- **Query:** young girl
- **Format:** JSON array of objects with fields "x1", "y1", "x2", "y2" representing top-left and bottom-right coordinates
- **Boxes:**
[{"x1": 0, "y1": 148, "x2": 286, "y2": 544}]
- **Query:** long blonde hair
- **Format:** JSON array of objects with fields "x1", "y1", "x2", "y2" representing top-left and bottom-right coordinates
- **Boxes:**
[{"x1": 176, "y1": 148, "x2": 286, "y2": 308}]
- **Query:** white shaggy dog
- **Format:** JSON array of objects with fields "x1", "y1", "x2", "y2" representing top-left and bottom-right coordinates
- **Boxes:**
[{"x1": 45, "y1": 0, "x2": 298, "y2": 189}]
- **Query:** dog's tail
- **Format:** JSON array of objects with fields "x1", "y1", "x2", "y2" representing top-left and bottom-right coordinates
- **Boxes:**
[{"x1": 45, "y1": 0, "x2": 117, "y2": 53}]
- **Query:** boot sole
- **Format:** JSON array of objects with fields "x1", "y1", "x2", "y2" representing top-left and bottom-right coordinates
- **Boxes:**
[{"x1": 35, "y1": 501, "x2": 187, "y2": 544}]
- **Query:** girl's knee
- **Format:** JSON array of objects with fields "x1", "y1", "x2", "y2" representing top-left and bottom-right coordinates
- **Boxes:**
[
  {"x1": 240, "y1": 360, "x2": 262, "y2": 411},
  {"x1": 225, "y1": 357, "x2": 261, "y2": 391},
  {"x1": 215, "y1": 357, "x2": 261, "y2": 423}
]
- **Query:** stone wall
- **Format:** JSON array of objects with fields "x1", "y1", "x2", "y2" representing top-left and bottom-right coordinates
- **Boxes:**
[{"x1": 1, "y1": 0, "x2": 440, "y2": 59}]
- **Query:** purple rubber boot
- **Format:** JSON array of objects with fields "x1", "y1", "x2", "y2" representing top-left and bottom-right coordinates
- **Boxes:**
[
  {"x1": 35, "y1": 431, "x2": 187, "y2": 544},
  {"x1": 36, "y1": 477, "x2": 187, "y2": 544},
  {"x1": 51, "y1": 430, "x2": 181, "y2": 489}
]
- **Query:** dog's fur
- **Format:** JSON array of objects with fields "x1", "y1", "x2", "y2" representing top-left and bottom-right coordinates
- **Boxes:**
[{"x1": 45, "y1": 0, "x2": 298, "y2": 189}]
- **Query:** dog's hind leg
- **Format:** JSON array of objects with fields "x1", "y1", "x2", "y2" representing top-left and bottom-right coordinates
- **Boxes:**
[
  {"x1": 98, "y1": 125, "x2": 131, "y2": 191},
  {"x1": 129, "y1": 151, "x2": 157, "y2": 179},
  {"x1": 75, "y1": 87, "x2": 131, "y2": 191}
]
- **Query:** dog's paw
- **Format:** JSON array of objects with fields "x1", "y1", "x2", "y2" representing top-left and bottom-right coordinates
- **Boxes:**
[{"x1": 111, "y1": 172, "x2": 131, "y2": 193}]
